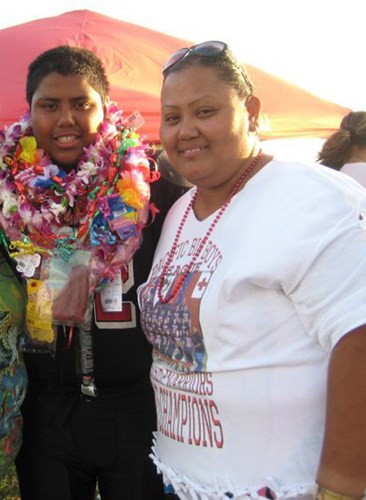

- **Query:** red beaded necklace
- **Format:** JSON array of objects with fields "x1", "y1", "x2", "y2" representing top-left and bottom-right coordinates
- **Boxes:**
[{"x1": 157, "y1": 149, "x2": 262, "y2": 304}]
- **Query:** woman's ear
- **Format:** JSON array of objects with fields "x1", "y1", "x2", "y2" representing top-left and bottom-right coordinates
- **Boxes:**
[{"x1": 246, "y1": 95, "x2": 261, "y2": 133}]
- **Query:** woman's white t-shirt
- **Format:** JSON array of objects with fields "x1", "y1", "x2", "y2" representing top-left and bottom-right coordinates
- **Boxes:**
[{"x1": 138, "y1": 160, "x2": 366, "y2": 499}]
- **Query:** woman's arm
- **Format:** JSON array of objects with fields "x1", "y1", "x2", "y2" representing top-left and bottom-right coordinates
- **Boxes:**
[{"x1": 316, "y1": 325, "x2": 366, "y2": 498}]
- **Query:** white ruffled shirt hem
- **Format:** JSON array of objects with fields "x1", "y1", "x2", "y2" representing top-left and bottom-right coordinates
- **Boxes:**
[{"x1": 150, "y1": 440, "x2": 317, "y2": 500}]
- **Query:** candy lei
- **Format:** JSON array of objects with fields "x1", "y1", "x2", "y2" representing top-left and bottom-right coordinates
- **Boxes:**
[{"x1": 0, "y1": 101, "x2": 152, "y2": 293}]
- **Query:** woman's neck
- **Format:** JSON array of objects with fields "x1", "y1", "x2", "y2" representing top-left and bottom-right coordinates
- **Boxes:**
[
  {"x1": 193, "y1": 152, "x2": 272, "y2": 220},
  {"x1": 348, "y1": 146, "x2": 366, "y2": 164},
  {"x1": 347, "y1": 157, "x2": 366, "y2": 164}
]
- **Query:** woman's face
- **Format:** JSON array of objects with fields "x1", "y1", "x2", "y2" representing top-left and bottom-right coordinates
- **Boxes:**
[
  {"x1": 30, "y1": 72, "x2": 105, "y2": 170},
  {"x1": 160, "y1": 65, "x2": 257, "y2": 189}
]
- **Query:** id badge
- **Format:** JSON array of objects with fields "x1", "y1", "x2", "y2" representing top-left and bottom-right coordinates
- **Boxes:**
[{"x1": 100, "y1": 272, "x2": 123, "y2": 312}]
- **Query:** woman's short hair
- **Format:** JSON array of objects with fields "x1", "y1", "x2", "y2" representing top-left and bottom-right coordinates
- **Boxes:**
[{"x1": 163, "y1": 43, "x2": 254, "y2": 101}]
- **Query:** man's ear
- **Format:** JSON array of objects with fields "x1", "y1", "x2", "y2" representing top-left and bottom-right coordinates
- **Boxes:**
[{"x1": 103, "y1": 102, "x2": 108, "y2": 118}]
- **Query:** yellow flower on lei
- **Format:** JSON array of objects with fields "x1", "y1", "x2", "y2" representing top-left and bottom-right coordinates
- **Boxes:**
[
  {"x1": 18, "y1": 136, "x2": 37, "y2": 164},
  {"x1": 117, "y1": 178, "x2": 144, "y2": 209}
]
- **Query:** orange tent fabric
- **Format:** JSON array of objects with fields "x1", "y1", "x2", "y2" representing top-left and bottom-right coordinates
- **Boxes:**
[{"x1": 0, "y1": 9, "x2": 349, "y2": 142}]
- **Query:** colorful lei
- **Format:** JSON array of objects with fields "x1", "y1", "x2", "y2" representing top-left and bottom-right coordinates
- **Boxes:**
[{"x1": 0, "y1": 100, "x2": 153, "y2": 294}]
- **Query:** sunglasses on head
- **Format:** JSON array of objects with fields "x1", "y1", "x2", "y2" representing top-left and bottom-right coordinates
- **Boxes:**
[{"x1": 163, "y1": 40, "x2": 228, "y2": 75}]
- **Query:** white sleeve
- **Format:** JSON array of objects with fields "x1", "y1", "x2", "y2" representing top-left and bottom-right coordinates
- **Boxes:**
[{"x1": 280, "y1": 174, "x2": 366, "y2": 351}]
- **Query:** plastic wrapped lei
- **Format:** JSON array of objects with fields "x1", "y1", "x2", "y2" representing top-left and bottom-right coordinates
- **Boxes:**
[
  {"x1": 0, "y1": 101, "x2": 152, "y2": 288},
  {"x1": 0, "y1": 101, "x2": 155, "y2": 396}
]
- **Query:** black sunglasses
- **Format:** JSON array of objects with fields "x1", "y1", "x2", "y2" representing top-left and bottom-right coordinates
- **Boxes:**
[{"x1": 163, "y1": 40, "x2": 228, "y2": 75}]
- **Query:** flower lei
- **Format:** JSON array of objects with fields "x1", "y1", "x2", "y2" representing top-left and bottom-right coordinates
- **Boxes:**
[{"x1": 0, "y1": 100, "x2": 153, "y2": 294}]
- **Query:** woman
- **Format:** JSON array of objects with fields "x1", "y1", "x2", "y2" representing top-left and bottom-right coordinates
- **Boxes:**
[
  {"x1": 318, "y1": 111, "x2": 366, "y2": 187},
  {"x1": 138, "y1": 41, "x2": 366, "y2": 499},
  {"x1": 0, "y1": 45, "x2": 187, "y2": 499}
]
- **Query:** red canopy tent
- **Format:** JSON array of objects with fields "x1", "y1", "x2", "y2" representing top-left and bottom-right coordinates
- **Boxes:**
[{"x1": 0, "y1": 9, "x2": 349, "y2": 142}]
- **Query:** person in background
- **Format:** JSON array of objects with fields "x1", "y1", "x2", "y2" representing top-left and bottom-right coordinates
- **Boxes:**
[
  {"x1": 0, "y1": 45, "x2": 186, "y2": 500},
  {"x1": 0, "y1": 245, "x2": 27, "y2": 477},
  {"x1": 318, "y1": 111, "x2": 366, "y2": 187},
  {"x1": 137, "y1": 41, "x2": 366, "y2": 499}
]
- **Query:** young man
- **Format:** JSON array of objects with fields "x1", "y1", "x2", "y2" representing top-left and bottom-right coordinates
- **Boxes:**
[{"x1": 4, "y1": 45, "x2": 187, "y2": 500}]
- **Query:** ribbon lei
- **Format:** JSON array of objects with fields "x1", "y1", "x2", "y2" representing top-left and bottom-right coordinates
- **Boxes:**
[{"x1": 0, "y1": 102, "x2": 155, "y2": 398}]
